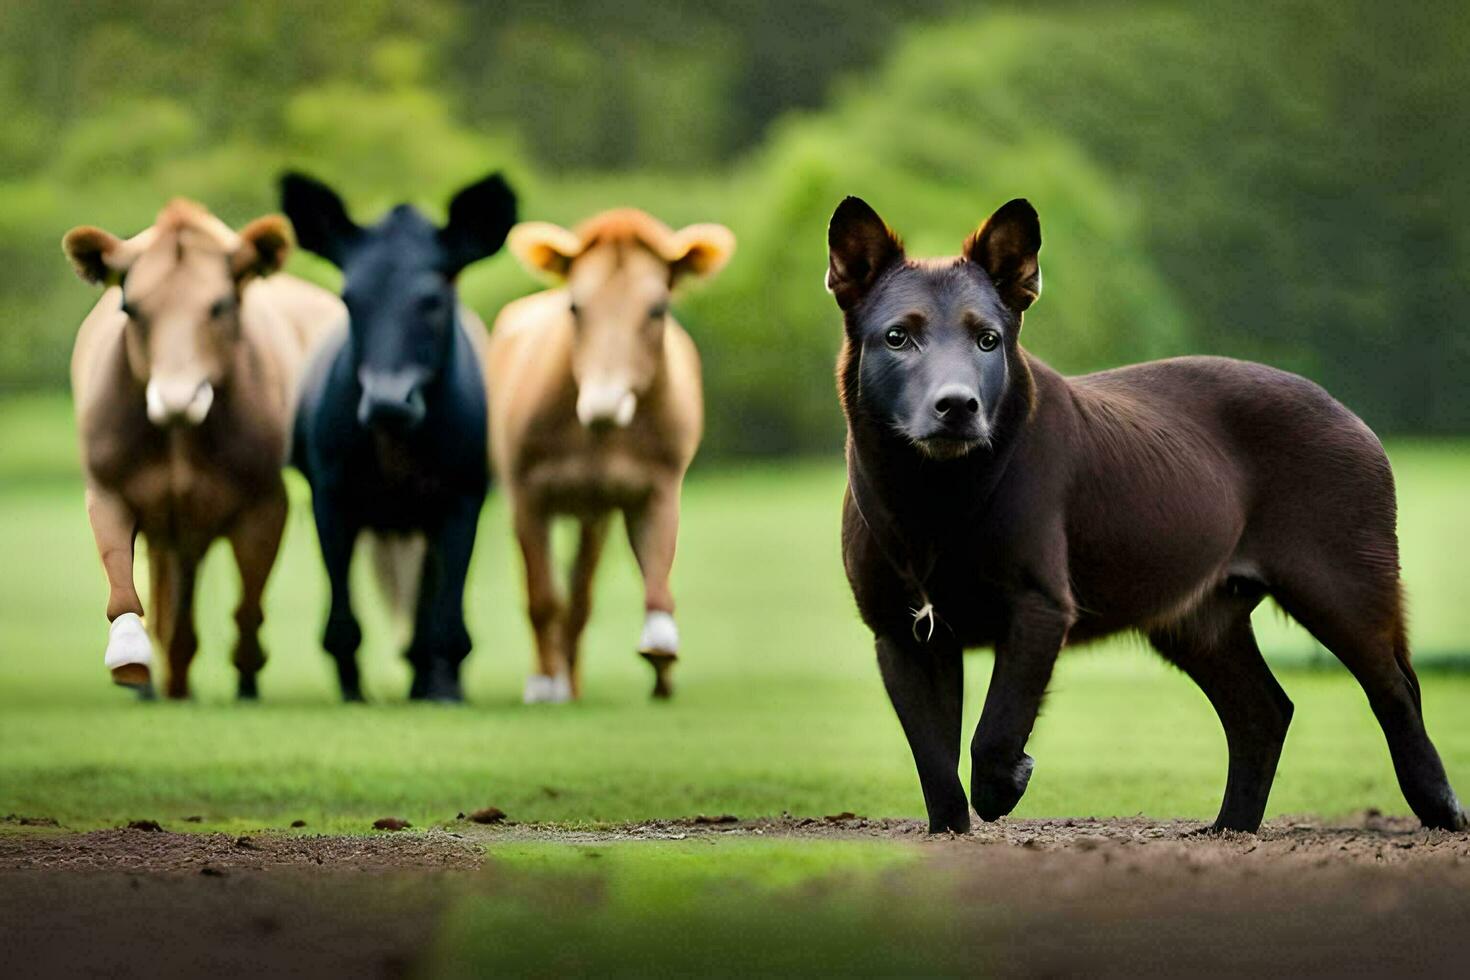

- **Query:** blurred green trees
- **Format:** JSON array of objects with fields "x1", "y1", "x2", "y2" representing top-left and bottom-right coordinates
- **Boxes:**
[{"x1": 2, "y1": 1, "x2": 1466, "y2": 454}]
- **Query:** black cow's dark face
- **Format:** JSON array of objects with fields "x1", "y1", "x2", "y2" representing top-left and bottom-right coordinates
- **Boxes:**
[
  {"x1": 281, "y1": 172, "x2": 516, "y2": 431},
  {"x1": 826, "y1": 196, "x2": 1041, "y2": 460}
]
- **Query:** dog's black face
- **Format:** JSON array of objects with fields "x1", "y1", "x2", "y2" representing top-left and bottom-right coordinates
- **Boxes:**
[
  {"x1": 827, "y1": 197, "x2": 1041, "y2": 460},
  {"x1": 281, "y1": 171, "x2": 516, "y2": 432}
]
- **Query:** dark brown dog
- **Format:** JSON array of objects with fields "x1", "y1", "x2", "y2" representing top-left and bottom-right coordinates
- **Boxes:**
[{"x1": 826, "y1": 195, "x2": 1465, "y2": 834}]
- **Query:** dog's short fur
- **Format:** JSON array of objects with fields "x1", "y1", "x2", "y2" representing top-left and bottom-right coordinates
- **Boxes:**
[{"x1": 827, "y1": 195, "x2": 1465, "y2": 834}]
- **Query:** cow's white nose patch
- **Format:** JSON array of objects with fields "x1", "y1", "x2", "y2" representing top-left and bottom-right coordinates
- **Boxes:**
[
  {"x1": 145, "y1": 379, "x2": 214, "y2": 426},
  {"x1": 104, "y1": 612, "x2": 153, "y2": 671},
  {"x1": 639, "y1": 610, "x2": 679, "y2": 654},
  {"x1": 577, "y1": 384, "x2": 637, "y2": 428},
  {"x1": 523, "y1": 672, "x2": 572, "y2": 704}
]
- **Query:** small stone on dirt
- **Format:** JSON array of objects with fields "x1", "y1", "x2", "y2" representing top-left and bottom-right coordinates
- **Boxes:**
[
  {"x1": 373, "y1": 817, "x2": 411, "y2": 831},
  {"x1": 693, "y1": 814, "x2": 739, "y2": 825},
  {"x1": 824, "y1": 812, "x2": 858, "y2": 823},
  {"x1": 290, "y1": 820, "x2": 306, "y2": 828},
  {"x1": 127, "y1": 820, "x2": 163, "y2": 832},
  {"x1": 235, "y1": 836, "x2": 256, "y2": 849},
  {"x1": 467, "y1": 807, "x2": 507, "y2": 825}
]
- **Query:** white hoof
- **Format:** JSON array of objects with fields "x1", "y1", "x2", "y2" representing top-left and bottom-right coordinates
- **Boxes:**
[
  {"x1": 105, "y1": 613, "x2": 153, "y2": 686},
  {"x1": 639, "y1": 610, "x2": 679, "y2": 654},
  {"x1": 523, "y1": 673, "x2": 572, "y2": 704}
]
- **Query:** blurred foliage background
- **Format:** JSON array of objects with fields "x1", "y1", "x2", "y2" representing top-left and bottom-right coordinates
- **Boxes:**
[{"x1": 2, "y1": 0, "x2": 1466, "y2": 456}]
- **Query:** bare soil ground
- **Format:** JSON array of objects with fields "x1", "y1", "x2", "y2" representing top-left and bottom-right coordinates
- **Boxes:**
[{"x1": 4, "y1": 813, "x2": 1469, "y2": 978}]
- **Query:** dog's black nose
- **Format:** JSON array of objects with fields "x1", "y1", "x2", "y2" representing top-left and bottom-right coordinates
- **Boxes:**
[{"x1": 934, "y1": 385, "x2": 980, "y2": 418}]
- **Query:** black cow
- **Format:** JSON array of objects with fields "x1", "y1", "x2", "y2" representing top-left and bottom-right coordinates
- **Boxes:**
[{"x1": 283, "y1": 172, "x2": 516, "y2": 702}]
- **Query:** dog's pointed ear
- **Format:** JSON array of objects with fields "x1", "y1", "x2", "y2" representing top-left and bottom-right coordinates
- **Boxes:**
[
  {"x1": 964, "y1": 199, "x2": 1041, "y2": 314},
  {"x1": 439, "y1": 172, "x2": 518, "y2": 276},
  {"x1": 826, "y1": 196, "x2": 903, "y2": 311},
  {"x1": 279, "y1": 172, "x2": 360, "y2": 268}
]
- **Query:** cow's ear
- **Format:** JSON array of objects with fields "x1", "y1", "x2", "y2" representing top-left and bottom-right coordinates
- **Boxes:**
[
  {"x1": 232, "y1": 215, "x2": 292, "y2": 281},
  {"x1": 964, "y1": 198, "x2": 1041, "y2": 314},
  {"x1": 279, "y1": 172, "x2": 360, "y2": 267},
  {"x1": 826, "y1": 196, "x2": 903, "y2": 311},
  {"x1": 62, "y1": 226, "x2": 128, "y2": 285},
  {"x1": 663, "y1": 223, "x2": 734, "y2": 283},
  {"x1": 439, "y1": 172, "x2": 518, "y2": 275},
  {"x1": 507, "y1": 221, "x2": 582, "y2": 282}
]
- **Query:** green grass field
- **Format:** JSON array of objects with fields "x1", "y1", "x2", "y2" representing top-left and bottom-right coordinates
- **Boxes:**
[
  {"x1": 4, "y1": 393, "x2": 1469, "y2": 976},
  {"x1": 2, "y1": 392, "x2": 1467, "y2": 834}
]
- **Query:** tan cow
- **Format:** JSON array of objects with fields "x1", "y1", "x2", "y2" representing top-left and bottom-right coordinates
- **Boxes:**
[
  {"x1": 65, "y1": 199, "x2": 343, "y2": 699},
  {"x1": 488, "y1": 209, "x2": 734, "y2": 702}
]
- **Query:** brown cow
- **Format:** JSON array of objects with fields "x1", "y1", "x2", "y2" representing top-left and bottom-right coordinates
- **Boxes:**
[
  {"x1": 65, "y1": 199, "x2": 343, "y2": 699},
  {"x1": 487, "y1": 210, "x2": 733, "y2": 702}
]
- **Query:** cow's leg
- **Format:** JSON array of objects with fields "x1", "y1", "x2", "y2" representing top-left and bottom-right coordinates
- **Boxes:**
[
  {"x1": 514, "y1": 498, "x2": 568, "y2": 703},
  {"x1": 161, "y1": 551, "x2": 200, "y2": 700},
  {"x1": 314, "y1": 494, "x2": 363, "y2": 702},
  {"x1": 877, "y1": 633, "x2": 969, "y2": 833},
  {"x1": 565, "y1": 514, "x2": 611, "y2": 699},
  {"x1": 1149, "y1": 590, "x2": 1293, "y2": 832},
  {"x1": 625, "y1": 480, "x2": 682, "y2": 699},
  {"x1": 228, "y1": 484, "x2": 288, "y2": 701},
  {"x1": 406, "y1": 494, "x2": 480, "y2": 703},
  {"x1": 85, "y1": 485, "x2": 152, "y2": 690},
  {"x1": 970, "y1": 590, "x2": 1069, "y2": 822}
]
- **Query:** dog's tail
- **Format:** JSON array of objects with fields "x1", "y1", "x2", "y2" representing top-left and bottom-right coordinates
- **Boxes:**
[{"x1": 368, "y1": 532, "x2": 424, "y2": 647}]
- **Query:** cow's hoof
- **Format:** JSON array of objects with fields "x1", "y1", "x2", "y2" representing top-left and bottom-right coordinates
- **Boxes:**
[
  {"x1": 523, "y1": 673, "x2": 572, "y2": 704},
  {"x1": 106, "y1": 613, "x2": 154, "y2": 689},
  {"x1": 972, "y1": 753, "x2": 1034, "y2": 822},
  {"x1": 237, "y1": 675, "x2": 259, "y2": 701},
  {"x1": 639, "y1": 650, "x2": 677, "y2": 700},
  {"x1": 413, "y1": 662, "x2": 464, "y2": 704},
  {"x1": 927, "y1": 806, "x2": 972, "y2": 835}
]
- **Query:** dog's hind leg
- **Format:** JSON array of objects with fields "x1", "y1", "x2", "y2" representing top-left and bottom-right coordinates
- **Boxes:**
[
  {"x1": 1149, "y1": 588, "x2": 1293, "y2": 832},
  {"x1": 1272, "y1": 566, "x2": 1465, "y2": 830},
  {"x1": 878, "y1": 633, "x2": 969, "y2": 833}
]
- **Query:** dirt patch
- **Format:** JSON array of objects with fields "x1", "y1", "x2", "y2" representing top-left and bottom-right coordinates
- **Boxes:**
[
  {"x1": 0, "y1": 826, "x2": 483, "y2": 873},
  {"x1": 3, "y1": 815, "x2": 1468, "y2": 977}
]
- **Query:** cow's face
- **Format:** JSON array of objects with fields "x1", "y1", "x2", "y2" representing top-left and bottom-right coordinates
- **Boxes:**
[
  {"x1": 508, "y1": 212, "x2": 733, "y2": 430},
  {"x1": 281, "y1": 172, "x2": 516, "y2": 432},
  {"x1": 63, "y1": 202, "x2": 291, "y2": 426}
]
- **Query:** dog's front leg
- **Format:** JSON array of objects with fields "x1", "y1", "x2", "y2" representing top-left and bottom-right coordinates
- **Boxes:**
[
  {"x1": 876, "y1": 633, "x2": 969, "y2": 833},
  {"x1": 971, "y1": 589, "x2": 1070, "y2": 821}
]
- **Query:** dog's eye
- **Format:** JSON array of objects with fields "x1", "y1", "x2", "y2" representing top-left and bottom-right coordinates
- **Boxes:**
[
  {"x1": 977, "y1": 330, "x2": 1000, "y2": 352},
  {"x1": 884, "y1": 326, "x2": 909, "y2": 350}
]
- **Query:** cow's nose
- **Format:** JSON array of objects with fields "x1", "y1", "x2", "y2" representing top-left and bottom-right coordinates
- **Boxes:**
[
  {"x1": 933, "y1": 384, "x2": 980, "y2": 418},
  {"x1": 357, "y1": 373, "x2": 426, "y2": 430}
]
